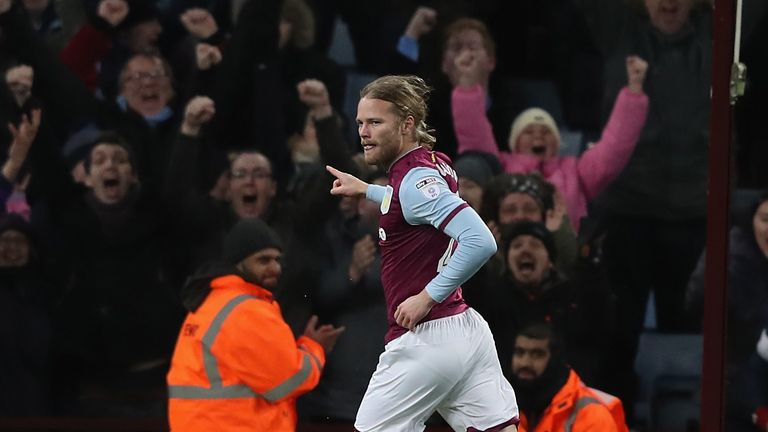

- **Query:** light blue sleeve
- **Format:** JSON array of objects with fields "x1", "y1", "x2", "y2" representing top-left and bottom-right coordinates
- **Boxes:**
[
  {"x1": 397, "y1": 35, "x2": 420, "y2": 62},
  {"x1": 400, "y1": 167, "x2": 464, "y2": 228},
  {"x1": 400, "y1": 168, "x2": 497, "y2": 302},
  {"x1": 366, "y1": 184, "x2": 388, "y2": 204}
]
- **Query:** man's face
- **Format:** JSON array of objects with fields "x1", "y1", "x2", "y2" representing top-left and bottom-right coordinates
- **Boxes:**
[
  {"x1": 120, "y1": 56, "x2": 173, "y2": 117},
  {"x1": 498, "y1": 193, "x2": 543, "y2": 225},
  {"x1": 645, "y1": 0, "x2": 694, "y2": 35},
  {"x1": 228, "y1": 153, "x2": 277, "y2": 219},
  {"x1": 0, "y1": 229, "x2": 30, "y2": 267},
  {"x1": 512, "y1": 335, "x2": 551, "y2": 382},
  {"x1": 507, "y1": 234, "x2": 551, "y2": 287},
  {"x1": 458, "y1": 177, "x2": 483, "y2": 212},
  {"x1": 357, "y1": 98, "x2": 408, "y2": 167},
  {"x1": 237, "y1": 248, "x2": 282, "y2": 290},
  {"x1": 127, "y1": 19, "x2": 162, "y2": 51},
  {"x1": 441, "y1": 29, "x2": 495, "y2": 82},
  {"x1": 753, "y1": 201, "x2": 768, "y2": 257},
  {"x1": 85, "y1": 143, "x2": 137, "y2": 205},
  {"x1": 513, "y1": 124, "x2": 559, "y2": 161}
]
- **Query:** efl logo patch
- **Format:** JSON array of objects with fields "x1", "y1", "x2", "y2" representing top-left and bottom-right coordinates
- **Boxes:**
[
  {"x1": 378, "y1": 227, "x2": 387, "y2": 241},
  {"x1": 416, "y1": 177, "x2": 440, "y2": 199}
]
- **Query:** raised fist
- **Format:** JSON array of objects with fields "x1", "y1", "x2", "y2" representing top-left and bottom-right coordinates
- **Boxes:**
[
  {"x1": 4, "y1": 109, "x2": 41, "y2": 182},
  {"x1": 453, "y1": 51, "x2": 483, "y2": 88},
  {"x1": 180, "y1": 8, "x2": 218, "y2": 39},
  {"x1": 297, "y1": 79, "x2": 330, "y2": 109},
  {"x1": 98, "y1": 0, "x2": 129, "y2": 27},
  {"x1": 181, "y1": 96, "x2": 215, "y2": 136},
  {"x1": 626, "y1": 55, "x2": 649, "y2": 94},
  {"x1": 195, "y1": 43, "x2": 222, "y2": 70},
  {"x1": 405, "y1": 7, "x2": 437, "y2": 40},
  {"x1": 545, "y1": 190, "x2": 567, "y2": 232},
  {"x1": 297, "y1": 79, "x2": 332, "y2": 119},
  {"x1": 450, "y1": 48, "x2": 492, "y2": 88},
  {"x1": 5, "y1": 65, "x2": 34, "y2": 108}
]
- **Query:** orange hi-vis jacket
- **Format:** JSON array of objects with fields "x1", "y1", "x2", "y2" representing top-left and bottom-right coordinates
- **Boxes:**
[
  {"x1": 519, "y1": 370, "x2": 629, "y2": 432},
  {"x1": 167, "y1": 275, "x2": 325, "y2": 431}
]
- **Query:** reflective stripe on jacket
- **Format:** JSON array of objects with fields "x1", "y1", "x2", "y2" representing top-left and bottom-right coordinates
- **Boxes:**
[
  {"x1": 167, "y1": 275, "x2": 325, "y2": 431},
  {"x1": 519, "y1": 370, "x2": 628, "y2": 432}
]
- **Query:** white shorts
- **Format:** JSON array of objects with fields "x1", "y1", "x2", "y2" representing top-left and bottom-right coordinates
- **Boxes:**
[{"x1": 354, "y1": 308, "x2": 519, "y2": 432}]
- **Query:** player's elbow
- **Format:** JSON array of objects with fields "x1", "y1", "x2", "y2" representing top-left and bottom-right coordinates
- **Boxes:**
[{"x1": 478, "y1": 234, "x2": 497, "y2": 260}]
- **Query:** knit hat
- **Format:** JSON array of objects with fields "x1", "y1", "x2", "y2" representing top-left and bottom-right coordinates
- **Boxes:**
[
  {"x1": 83, "y1": 131, "x2": 138, "y2": 173},
  {"x1": 504, "y1": 174, "x2": 549, "y2": 211},
  {"x1": 454, "y1": 151, "x2": 502, "y2": 188},
  {"x1": 223, "y1": 219, "x2": 283, "y2": 265},
  {"x1": 508, "y1": 108, "x2": 561, "y2": 152},
  {"x1": 62, "y1": 124, "x2": 102, "y2": 170},
  {"x1": 502, "y1": 221, "x2": 557, "y2": 262}
]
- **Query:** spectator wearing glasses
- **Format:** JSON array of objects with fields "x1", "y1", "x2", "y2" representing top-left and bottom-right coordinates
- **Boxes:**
[
  {"x1": 0, "y1": 1, "x2": 194, "y2": 193},
  {"x1": 59, "y1": 0, "x2": 164, "y2": 100},
  {"x1": 165, "y1": 96, "x2": 308, "y2": 277}
]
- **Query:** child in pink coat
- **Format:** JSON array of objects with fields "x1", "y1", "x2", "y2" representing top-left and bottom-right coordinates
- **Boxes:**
[{"x1": 452, "y1": 56, "x2": 649, "y2": 231}]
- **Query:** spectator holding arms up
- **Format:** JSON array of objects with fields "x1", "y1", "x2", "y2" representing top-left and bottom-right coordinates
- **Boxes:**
[{"x1": 452, "y1": 52, "x2": 649, "y2": 231}]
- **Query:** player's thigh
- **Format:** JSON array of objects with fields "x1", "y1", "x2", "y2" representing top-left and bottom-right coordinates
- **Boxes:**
[
  {"x1": 355, "y1": 332, "x2": 463, "y2": 432},
  {"x1": 438, "y1": 310, "x2": 519, "y2": 431}
]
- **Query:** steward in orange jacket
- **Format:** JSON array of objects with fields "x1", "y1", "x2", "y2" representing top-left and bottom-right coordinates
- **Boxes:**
[
  {"x1": 510, "y1": 323, "x2": 628, "y2": 432},
  {"x1": 167, "y1": 219, "x2": 345, "y2": 431}
]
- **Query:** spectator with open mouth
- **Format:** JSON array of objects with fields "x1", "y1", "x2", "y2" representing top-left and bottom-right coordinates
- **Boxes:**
[
  {"x1": 482, "y1": 221, "x2": 615, "y2": 387},
  {"x1": 452, "y1": 52, "x2": 650, "y2": 231}
]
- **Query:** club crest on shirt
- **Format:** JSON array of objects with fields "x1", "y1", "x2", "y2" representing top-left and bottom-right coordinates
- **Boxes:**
[
  {"x1": 380, "y1": 185, "x2": 394, "y2": 214},
  {"x1": 378, "y1": 227, "x2": 387, "y2": 241},
  {"x1": 416, "y1": 177, "x2": 440, "y2": 200}
]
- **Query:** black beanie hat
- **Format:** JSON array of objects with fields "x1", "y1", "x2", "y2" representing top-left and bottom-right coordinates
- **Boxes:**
[
  {"x1": 454, "y1": 151, "x2": 502, "y2": 188},
  {"x1": 502, "y1": 221, "x2": 557, "y2": 262},
  {"x1": 223, "y1": 219, "x2": 283, "y2": 265}
]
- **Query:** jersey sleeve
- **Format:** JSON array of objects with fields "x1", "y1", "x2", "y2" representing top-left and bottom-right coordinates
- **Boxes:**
[
  {"x1": 400, "y1": 167, "x2": 497, "y2": 302},
  {"x1": 399, "y1": 167, "x2": 468, "y2": 228}
]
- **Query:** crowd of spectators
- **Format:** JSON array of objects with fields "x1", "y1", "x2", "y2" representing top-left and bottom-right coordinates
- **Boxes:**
[{"x1": 0, "y1": 0, "x2": 764, "y2": 430}]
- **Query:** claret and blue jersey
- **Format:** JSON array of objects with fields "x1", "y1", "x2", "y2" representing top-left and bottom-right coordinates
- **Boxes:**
[{"x1": 367, "y1": 146, "x2": 496, "y2": 343}]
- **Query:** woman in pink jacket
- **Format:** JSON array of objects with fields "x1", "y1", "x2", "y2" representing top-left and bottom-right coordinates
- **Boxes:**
[{"x1": 452, "y1": 55, "x2": 649, "y2": 231}]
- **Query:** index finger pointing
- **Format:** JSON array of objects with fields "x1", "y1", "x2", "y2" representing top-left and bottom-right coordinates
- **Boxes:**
[{"x1": 326, "y1": 165, "x2": 343, "y2": 179}]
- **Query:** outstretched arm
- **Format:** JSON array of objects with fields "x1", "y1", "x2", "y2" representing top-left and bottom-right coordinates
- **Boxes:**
[
  {"x1": 577, "y1": 56, "x2": 648, "y2": 200},
  {"x1": 451, "y1": 51, "x2": 500, "y2": 157},
  {"x1": 326, "y1": 165, "x2": 388, "y2": 204}
]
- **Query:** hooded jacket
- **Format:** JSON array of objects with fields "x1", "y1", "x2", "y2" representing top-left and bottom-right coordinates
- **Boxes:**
[{"x1": 167, "y1": 271, "x2": 325, "y2": 431}]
